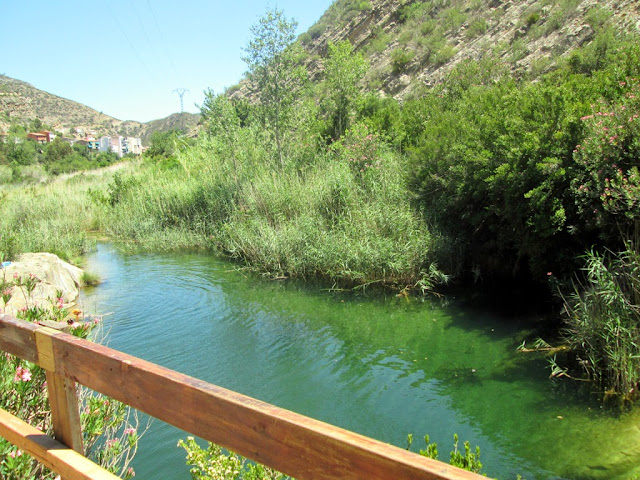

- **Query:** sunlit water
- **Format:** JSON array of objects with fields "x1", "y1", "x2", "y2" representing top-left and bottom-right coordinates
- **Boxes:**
[{"x1": 77, "y1": 244, "x2": 640, "y2": 480}]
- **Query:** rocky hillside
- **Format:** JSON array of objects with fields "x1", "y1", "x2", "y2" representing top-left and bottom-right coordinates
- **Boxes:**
[
  {"x1": 0, "y1": 75, "x2": 199, "y2": 145},
  {"x1": 233, "y1": 0, "x2": 639, "y2": 100},
  {"x1": 324, "y1": 0, "x2": 639, "y2": 97}
]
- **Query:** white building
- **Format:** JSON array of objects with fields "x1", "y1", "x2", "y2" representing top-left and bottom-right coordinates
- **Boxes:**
[
  {"x1": 99, "y1": 136, "x2": 111, "y2": 153},
  {"x1": 127, "y1": 137, "x2": 143, "y2": 155},
  {"x1": 98, "y1": 135, "x2": 142, "y2": 157}
]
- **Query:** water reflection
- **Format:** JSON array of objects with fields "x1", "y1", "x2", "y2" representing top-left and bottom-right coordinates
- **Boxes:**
[{"x1": 78, "y1": 244, "x2": 640, "y2": 480}]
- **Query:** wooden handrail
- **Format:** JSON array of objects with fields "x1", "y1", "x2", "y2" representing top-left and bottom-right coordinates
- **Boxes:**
[
  {"x1": 0, "y1": 314, "x2": 485, "y2": 480},
  {"x1": 0, "y1": 408, "x2": 119, "y2": 480}
]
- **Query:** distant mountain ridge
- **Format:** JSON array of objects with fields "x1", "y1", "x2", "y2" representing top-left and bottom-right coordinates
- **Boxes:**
[{"x1": 0, "y1": 75, "x2": 200, "y2": 146}]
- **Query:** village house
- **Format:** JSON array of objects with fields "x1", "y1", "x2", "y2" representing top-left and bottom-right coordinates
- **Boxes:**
[{"x1": 27, "y1": 130, "x2": 56, "y2": 143}]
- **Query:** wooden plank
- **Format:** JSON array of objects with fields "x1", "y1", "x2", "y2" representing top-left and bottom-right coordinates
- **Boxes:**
[
  {"x1": 48, "y1": 332, "x2": 484, "y2": 480},
  {"x1": 0, "y1": 314, "x2": 39, "y2": 364},
  {"x1": 35, "y1": 327, "x2": 84, "y2": 454},
  {"x1": 46, "y1": 371, "x2": 84, "y2": 454},
  {"x1": 0, "y1": 408, "x2": 119, "y2": 480}
]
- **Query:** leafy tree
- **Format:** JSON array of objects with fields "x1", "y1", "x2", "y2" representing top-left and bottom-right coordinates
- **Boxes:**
[
  {"x1": 242, "y1": 8, "x2": 307, "y2": 167},
  {"x1": 145, "y1": 130, "x2": 182, "y2": 160},
  {"x1": 44, "y1": 137, "x2": 72, "y2": 164},
  {"x1": 72, "y1": 141, "x2": 91, "y2": 159},
  {"x1": 29, "y1": 118, "x2": 43, "y2": 131},
  {"x1": 200, "y1": 89, "x2": 241, "y2": 185},
  {"x1": 8, "y1": 139, "x2": 37, "y2": 166},
  {"x1": 323, "y1": 40, "x2": 368, "y2": 140}
]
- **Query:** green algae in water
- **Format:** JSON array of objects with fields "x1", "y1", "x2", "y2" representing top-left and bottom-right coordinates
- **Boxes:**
[{"x1": 78, "y1": 244, "x2": 640, "y2": 480}]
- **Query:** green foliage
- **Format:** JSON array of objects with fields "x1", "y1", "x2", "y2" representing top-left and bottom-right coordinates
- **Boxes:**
[
  {"x1": 406, "y1": 32, "x2": 640, "y2": 282},
  {"x1": 367, "y1": 32, "x2": 391, "y2": 54},
  {"x1": 449, "y1": 433, "x2": 483, "y2": 473},
  {"x1": 570, "y1": 76, "x2": 640, "y2": 240},
  {"x1": 0, "y1": 173, "x2": 100, "y2": 259},
  {"x1": 7, "y1": 140, "x2": 38, "y2": 166},
  {"x1": 440, "y1": 7, "x2": 466, "y2": 34},
  {"x1": 406, "y1": 433, "x2": 483, "y2": 474},
  {"x1": 243, "y1": 8, "x2": 307, "y2": 168},
  {"x1": 145, "y1": 129, "x2": 188, "y2": 164},
  {"x1": 562, "y1": 239, "x2": 640, "y2": 402},
  {"x1": 525, "y1": 12, "x2": 541, "y2": 27},
  {"x1": 107, "y1": 172, "x2": 140, "y2": 207},
  {"x1": 585, "y1": 5, "x2": 613, "y2": 32},
  {"x1": 44, "y1": 137, "x2": 72, "y2": 164},
  {"x1": 322, "y1": 40, "x2": 368, "y2": 140},
  {"x1": 391, "y1": 48, "x2": 415, "y2": 74},
  {"x1": 465, "y1": 18, "x2": 488, "y2": 38},
  {"x1": 178, "y1": 437, "x2": 290, "y2": 480},
  {"x1": 355, "y1": 93, "x2": 406, "y2": 148}
]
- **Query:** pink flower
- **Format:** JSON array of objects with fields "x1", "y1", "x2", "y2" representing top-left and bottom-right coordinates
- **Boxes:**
[
  {"x1": 13, "y1": 366, "x2": 32, "y2": 382},
  {"x1": 547, "y1": 272, "x2": 553, "y2": 276},
  {"x1": 124, "y1": 428, "x2": 136, "y2": 435},
  {"x1": 8, "y1": 449, "x2": 22, "y2": 458},
  {"x1": 127, "y1": 467, "x2": 135, "y2": 477}
]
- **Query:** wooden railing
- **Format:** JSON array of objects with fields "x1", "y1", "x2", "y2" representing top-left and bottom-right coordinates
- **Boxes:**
[{"x1": 0, "y1": 314, "x2": 485, "y2": 480}]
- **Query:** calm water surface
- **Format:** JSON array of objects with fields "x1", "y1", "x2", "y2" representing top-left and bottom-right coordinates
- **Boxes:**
[{"x1": 77, "y1": 244, "x2": 640, "y2": 480}]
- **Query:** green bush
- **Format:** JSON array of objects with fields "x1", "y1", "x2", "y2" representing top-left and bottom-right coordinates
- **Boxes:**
[
  {"x1": 406, "y1": 33, "x2": 640, "y2": 282},
  {"x1": 390, "y1": 48, "x2": 415, "y2": 74},
  {"x1": 562, "y1": 240, "x2": 640, "y2": 403}
]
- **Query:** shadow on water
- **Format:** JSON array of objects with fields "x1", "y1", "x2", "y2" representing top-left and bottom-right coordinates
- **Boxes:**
[{"x1": 78, "y1": 244, "x2": 640, "y2": 480}]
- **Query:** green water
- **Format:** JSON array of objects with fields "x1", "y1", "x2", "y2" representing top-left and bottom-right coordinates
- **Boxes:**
[{"x1": 77, "y1": 244, "x2": 640, "y2": 479}]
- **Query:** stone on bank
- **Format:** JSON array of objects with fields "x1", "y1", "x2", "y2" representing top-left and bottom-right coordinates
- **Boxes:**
[{"x1": 1, "y1": 252, "x2": 84, "y2": 317}]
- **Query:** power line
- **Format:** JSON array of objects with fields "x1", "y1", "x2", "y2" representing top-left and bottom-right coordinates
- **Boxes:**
[
  {"x1": 103, "y1": 0, "x2": 153, "y2": 79},
  {"x1": 173, "y1": 88, "x2": 190, "y2": 113},
  {"x1": 146, "y1": 0, "x2": 180, "y2": 82}
]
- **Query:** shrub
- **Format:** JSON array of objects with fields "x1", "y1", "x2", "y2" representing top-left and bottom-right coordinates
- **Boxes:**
[
  {"x1": 570, "y1": 77, "x2": 640, "y2": 241},
  {"x1": 390, "y1": 48, "x2": 415, "y2": 74},
  {"x1": 561, "y1": 240, "x2": 640, "y2": 403},
  {"x1": 465, "y1": 18, "x2": 488, "y2": 38}
]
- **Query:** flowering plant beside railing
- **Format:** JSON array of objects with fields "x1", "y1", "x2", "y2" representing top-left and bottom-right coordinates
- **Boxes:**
[{"x1": 0, "y1": 261, "x2": 143, "y2": 480}]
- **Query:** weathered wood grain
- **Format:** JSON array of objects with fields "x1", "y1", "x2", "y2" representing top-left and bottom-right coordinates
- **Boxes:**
[
  {"x1": 0, "y1": 314, "x2": 39, "y2": 363},
  {"x1": 0, "y1": 408, "x2": 119, "y2": 480},
  {"x1": 0, "y1": 315, "x2": 485, "y2": 480},
  {"x1": 46, "y1": 371, "x2": 84, "y2": 454}
]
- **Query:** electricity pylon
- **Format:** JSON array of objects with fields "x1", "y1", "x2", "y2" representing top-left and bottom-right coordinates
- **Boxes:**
[{"x1": 172, "y1": 88, "x2": 190, "y2": 113}]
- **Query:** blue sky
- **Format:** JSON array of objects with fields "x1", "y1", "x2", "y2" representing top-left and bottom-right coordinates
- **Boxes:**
[{"x1": 0, "y1": 1, "x2": 333, "y2": 123}]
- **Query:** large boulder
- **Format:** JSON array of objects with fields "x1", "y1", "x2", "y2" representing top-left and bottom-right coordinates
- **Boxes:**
[{"x1": 1, "y1": 253, "x2": 84, "y2": 316}]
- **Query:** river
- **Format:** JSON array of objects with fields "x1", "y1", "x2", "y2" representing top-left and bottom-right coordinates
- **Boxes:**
[{"x1": 76, "y1": 244, "x2": 640, "y2": 479}]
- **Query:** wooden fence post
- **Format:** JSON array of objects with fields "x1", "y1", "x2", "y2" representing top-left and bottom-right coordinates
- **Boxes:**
[{"x1": 35, "y1": 327, "x2": 84, "y2": 455}]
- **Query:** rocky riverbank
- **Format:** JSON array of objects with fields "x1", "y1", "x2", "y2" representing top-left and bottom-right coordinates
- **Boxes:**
[{"x1": 1, "y1": 252, "x2": 84, "y2": 316}]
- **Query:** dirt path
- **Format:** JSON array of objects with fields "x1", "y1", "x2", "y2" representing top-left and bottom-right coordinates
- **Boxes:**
[{"x1": 53, "y1": 160, "x2": 131, "y2": 183}]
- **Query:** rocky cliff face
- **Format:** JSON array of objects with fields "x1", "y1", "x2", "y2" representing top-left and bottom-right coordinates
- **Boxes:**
[
  {"x1": 304, "y1": 0, "x2": 639, "y2": 98},
  {"x1": 234, "y1": 0, "x2": 639, "y2": 101},
  {"x1": 326, "y1": 0, "x2": 638, "y2": 97}
]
